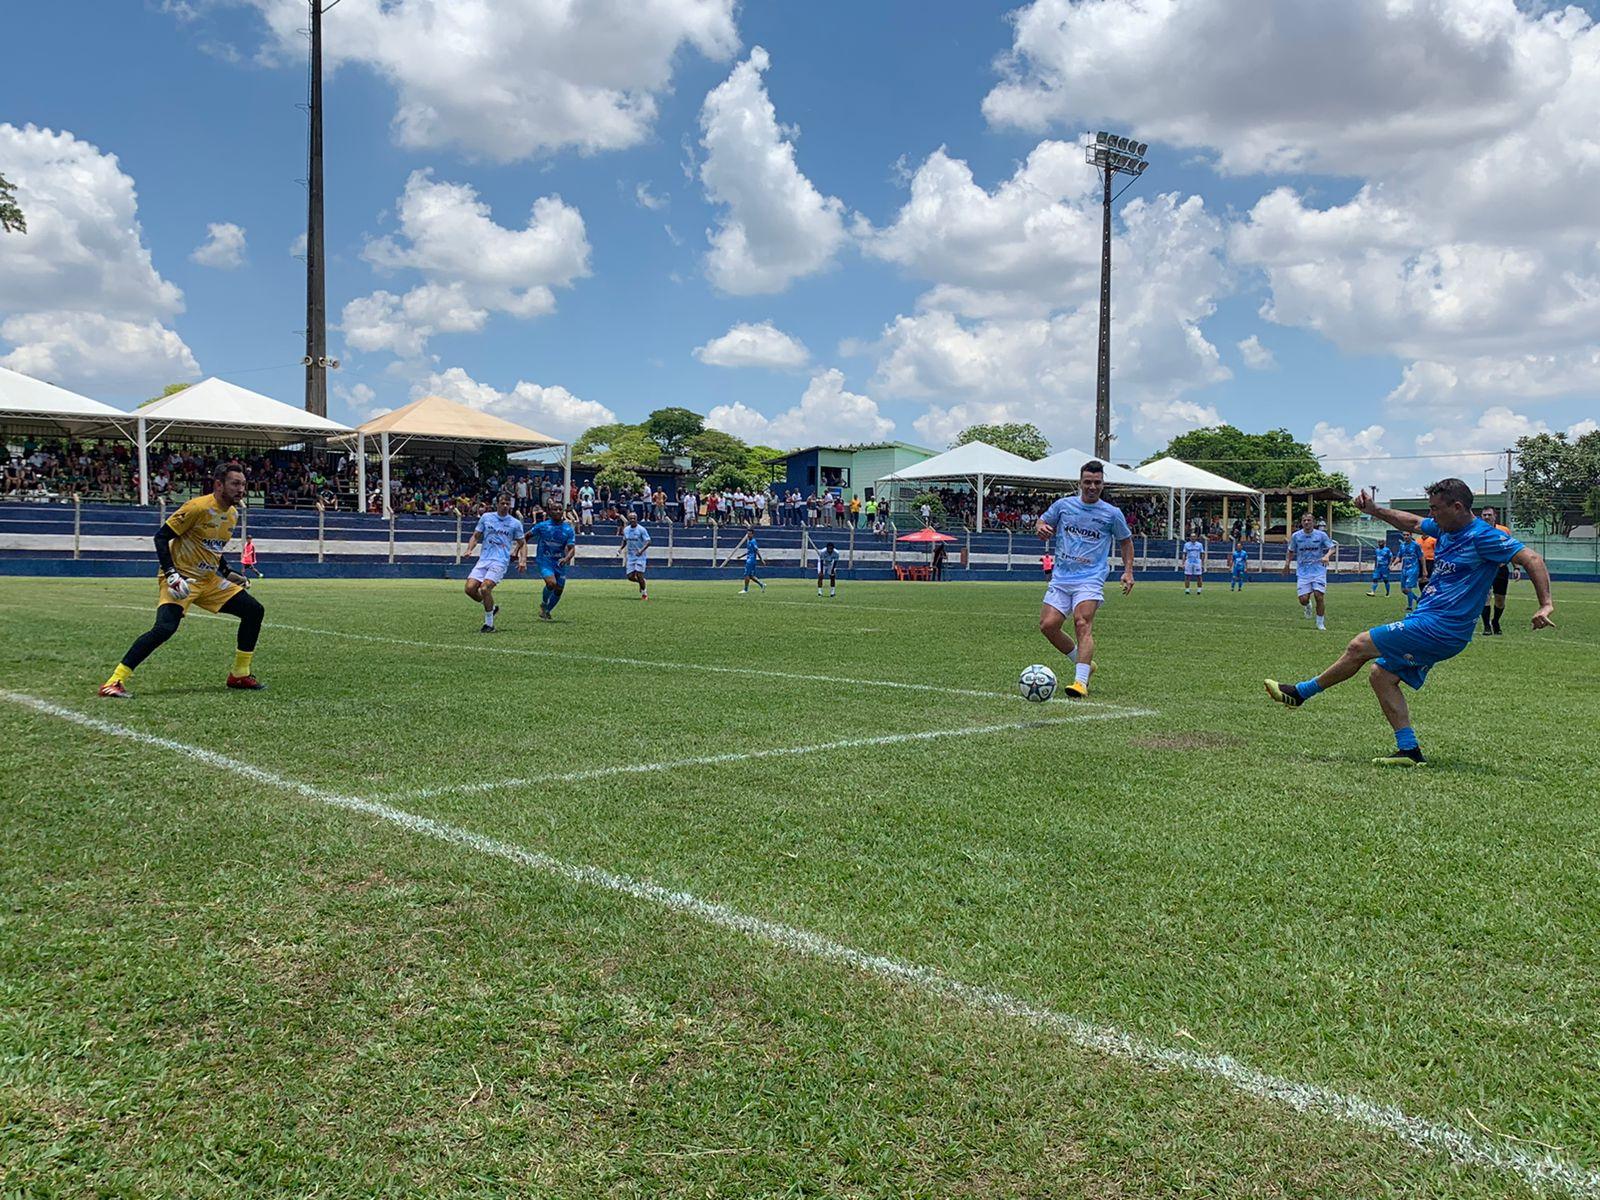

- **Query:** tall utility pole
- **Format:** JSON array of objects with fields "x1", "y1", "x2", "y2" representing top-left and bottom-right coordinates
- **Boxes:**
[
  {"x1": 1086, "y1": 132, "x2": 1149, "y2": 460},
  {"x1": 303, "y1": 0, "x2": 333, "y2": 417}
]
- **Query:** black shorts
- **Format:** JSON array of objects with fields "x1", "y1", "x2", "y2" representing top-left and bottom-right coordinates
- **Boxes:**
[{"x1": 1492, "y1": 565, "x2": 1510, "y2": 596}]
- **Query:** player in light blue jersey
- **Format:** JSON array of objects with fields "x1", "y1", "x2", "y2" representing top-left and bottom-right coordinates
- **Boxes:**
[
  {"x1": 462, "y1": 493, "x2": 526, "y2": 632},
  {"x1": 1283, "y1": 512, "x2": 1336, "y2": 630},
  {"x1": 1366, "y1": 542, "x2": 1394, "y2": 596},
  {"x1": 1266, "y1": 479, "x2": 1554, "y2": 766},
  {"x1": 618, "y1": 512, "x2": 651, "y2": 600},
  {"x1": 1036, "y1": 460, "x2": 1135, "y2": 699},
  {"x1": 1181, "y1": 535, "x2": 1206, "y2": 594},
  {"x1": 721, "y1": 525, "x2": 766, "y2": 593},
  {"x1": 1229, "y1": 543, "x2": 1250, "y2": 591},
  {"x1": 529, "y1": 507, "x2": 578, "y2": 621},
  {"x1": 1398, "y1": 532, "x2": 1423, "y2": 611},
  {"x1": 816, "y1": 542, "x2": 841, "y2": 597}
]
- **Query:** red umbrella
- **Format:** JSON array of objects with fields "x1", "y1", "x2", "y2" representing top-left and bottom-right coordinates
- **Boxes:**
[{"x1": 896, "y1": 527, "x2": 957, "y2": 543}]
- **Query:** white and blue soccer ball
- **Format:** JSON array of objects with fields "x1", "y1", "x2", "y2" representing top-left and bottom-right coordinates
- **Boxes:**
[{"x1": 1019, "y1": 663, "x2": 1056, "y2": 703}]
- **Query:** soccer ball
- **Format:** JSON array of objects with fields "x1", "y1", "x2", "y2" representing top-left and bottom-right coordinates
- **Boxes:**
[{"x1": 1019, "y1": 664, "x2": 1056, "y2": 702}]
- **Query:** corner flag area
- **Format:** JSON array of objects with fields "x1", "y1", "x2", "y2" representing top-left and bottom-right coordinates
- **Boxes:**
[{"x1": 3, "y1": 577, "x2": 1598, "y2": 1197}]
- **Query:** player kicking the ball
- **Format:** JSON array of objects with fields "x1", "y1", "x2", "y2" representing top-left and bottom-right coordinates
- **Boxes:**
[
  {"x1": 619, "y1": 511, "x2": 651, "y2": 599},
  {"x1": 100, "y1": 462, "x2": 266, "y2": 697},
  {"x1": 462, "y1": 492, "x2": 526, "y2": 632},
  {"x1": 1265, "y1": 479, "x2": 1554, "y2": 766},
  {"x1": 1284, "y1": 512, "x2": 1335, "y2": 630},
  {"x1": 1036, "y1": 460, "x2": 1134, "y2": 699}
]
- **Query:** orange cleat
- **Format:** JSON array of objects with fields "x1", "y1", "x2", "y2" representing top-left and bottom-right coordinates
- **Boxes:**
[
  {"x1": 98, "y1": 681, "x2": 132, "y2": 699},
  {"x1": 226, "y1": 674, "x2": 267, "y2": 691}
]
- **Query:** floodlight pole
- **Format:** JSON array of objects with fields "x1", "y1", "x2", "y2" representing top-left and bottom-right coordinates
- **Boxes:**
[
  {"x1": 1094, "y1": 162, "x2": 1114, "y2": 461},
  {"x1": 304, "y1": 0, "x2": 330, "y2": 418}
]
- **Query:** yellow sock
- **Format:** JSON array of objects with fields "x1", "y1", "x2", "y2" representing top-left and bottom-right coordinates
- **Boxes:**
[
  {"x1": 106, "y1": 663, "x2": 134, "y2": 687},
  {"x1": 231, "y1": 650, "x2": 254, "y2": 678}
]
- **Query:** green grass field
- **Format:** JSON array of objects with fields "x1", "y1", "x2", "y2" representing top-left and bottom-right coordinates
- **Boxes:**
[{"x1": 2, "y1": 574, "x2": 1598, "y2": 1198}]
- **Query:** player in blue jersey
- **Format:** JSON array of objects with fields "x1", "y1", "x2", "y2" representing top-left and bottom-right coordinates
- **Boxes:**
[
  {"x1": 1265, "y1": 479, "x2": 1554, "y2": 766},
  {"x1": 816, "y1": 541, "x2": 841, "y2": 597},
  {"x1": 1366, "y1": 542, "x2": 1394, "y2": 597},
  {"x1": 618, "y1": 511, "x2": 651, "y2": 600},
  {"x1": 1398, "y1": 531, "x2": 1423, "y2": 611},
  {"x1": 462, "y1": 493, "x2": 526, "y2": 632},
  {"x1": 721, "y1": 525, "x2": 767, "y2": 593},
  {"x1": 529, "y1": 507, "x2": 578, "y2": 621},
  {"x1": 1283, "y1": 512, "x2": 1336, "y2": 630},
  {"x1": 1230, "y1": 543, "x2": 1250, "y2": 591},
  {"x1": 1036, "y1": 460, "x2": 1135, "y2": 699},
  {"x1": 1181, "y1": 534, "x2": 1206, "y2": 594}
]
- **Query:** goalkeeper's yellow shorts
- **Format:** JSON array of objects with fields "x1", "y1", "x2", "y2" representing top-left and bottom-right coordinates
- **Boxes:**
[{"x1": 157, "y1": 571, "x2": 242, "y2": 614}]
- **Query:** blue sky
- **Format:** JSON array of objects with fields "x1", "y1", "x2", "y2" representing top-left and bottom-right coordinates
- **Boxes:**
[{"x1": 3, "y1": 0, "x2": 1598, "y2": 494}]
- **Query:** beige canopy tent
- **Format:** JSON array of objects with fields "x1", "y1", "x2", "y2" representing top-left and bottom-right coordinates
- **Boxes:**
[
  {"x1": 121, "y1": 377, "x2": 355, "y2": 505},
  {"x1": 342, "y1": 394, "x2": 565, "y2": 517}
]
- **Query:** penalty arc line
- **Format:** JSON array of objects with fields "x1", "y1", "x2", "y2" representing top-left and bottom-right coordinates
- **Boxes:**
[
  {"x1": 2, "y1": 688, "x2": 1596, "y2": 1199},
  {"x1": 385, "y1": 708, "x2": 1156, "y2": 803}
]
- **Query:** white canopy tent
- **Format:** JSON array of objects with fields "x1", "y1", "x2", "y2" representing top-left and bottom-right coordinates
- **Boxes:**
[
  {"x1": 1137, "y1": 456, "x2": 1262, "y2": 540},
  {"x1": 875, "y1": 441, "x2": 1043, "y2": 531},
  {"x1": 0, "y1": 366, "x2": 133, "y2": 438},
  {"x1": 1029, "y1": 448, "x2": 1169, "y2": 492},
  {"x1": 128, "y1": 377, "x2": 355, "y2": 505}
]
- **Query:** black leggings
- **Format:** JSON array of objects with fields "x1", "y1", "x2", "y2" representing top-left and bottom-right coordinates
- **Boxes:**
[{"x1": 121, "y1": 590, "x2": 265, "y2": 669}]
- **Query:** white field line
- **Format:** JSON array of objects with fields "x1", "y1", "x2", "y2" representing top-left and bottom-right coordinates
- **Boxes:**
[
  {"x1": 101, "y1": 605, "x2": 1120, "y2": 707},
  {"x1": 3, "y1": 687, "x2": 1596, "y2": 1199},
  {"x1": 386, "y1": 710, "x2": 1154, "y2": 803}
]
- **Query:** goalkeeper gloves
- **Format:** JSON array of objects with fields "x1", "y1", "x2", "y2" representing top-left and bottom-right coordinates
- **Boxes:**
[{"x1": 165, "y1": 570, "x2": 190, "y2": 599}]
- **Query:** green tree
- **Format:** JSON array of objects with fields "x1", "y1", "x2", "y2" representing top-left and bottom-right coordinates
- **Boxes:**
[
  {"x1": 0, "y1": 172, "x2": 25, "y2": 234},
  {"x1": 137, "y1": 382, "x2": 192, "y2": 408},
  {"x1": 1510, "y1": 430, "x2": 1600, "y2": 534},
  {"x1": 643, "y1": 406, "x2": 704, "y2": 455},
  {"x1": 954, "y1": 422, "x2": 1050, "y2": 461},
  {"x1": 745, "y1": 444, "x2": 783, "y2": 489},
  {"x1": 573, "y1": 422, "x2": 662, "y2": 471},
  {"x1": 594, "y1": 464, "x2": 647, "y2": 496},
  {"x1": 1144, "y1": 425, "x2": 1318, "y2": 490},
  {"x1": 685, "y1": 428, "x2": 751, "y2": 474},
  {"x1": 1287, "y1": 468, "x2": 1358, "y2": 518},
  {"x1": 572, "y1": 422, "x2": 637, "y2": 459},
  {"x1": 911, "y1": 490, "x2": 948, "y2": 526},
  {"x1": 701, "y1": 462, "x2": 755, "y2": 493}
]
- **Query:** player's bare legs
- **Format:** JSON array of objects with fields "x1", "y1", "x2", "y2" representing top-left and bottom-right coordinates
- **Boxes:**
[
  {"x1": 1071, "y1": 600, "x2": 1100, "y2": 675},
  {"x1": 1314, "y1": 591, "x2": 1326, "y2": 619},
  {"x1": 1038, "y1": 603, "x2": 1075, "y2": 660},
  {"x1": 1368, "y1": 662, "x2": 1412, "y2": 733}
]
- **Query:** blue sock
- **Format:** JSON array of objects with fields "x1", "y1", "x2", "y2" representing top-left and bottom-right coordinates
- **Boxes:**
[
  {"x1": 547, "y1": 585, "x2": 563, "y2": 612},
  {"x1": 1395, "y1": 726, "x2": 1419, "y2": 751},
  {"x1": 540, "y1": 584, "x2": 553, "y2": 611},
  {"x1": 1293, "y1": 678, "x2": 1324, "y2": 701},
  {"x1": 1384, "y1": 582, "x2": 1391, "y2": 595}
]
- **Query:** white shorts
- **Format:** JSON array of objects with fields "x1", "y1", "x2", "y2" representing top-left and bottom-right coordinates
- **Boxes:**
[
  {"x1": 1297, "y1": 569, "x2": 1328, "y2": 595},
  {"x1": 469, "y1": 557, "x2": 509, "y2": 584},
  {"x1": 625, "y1": 553, "x2": 647, "y2": 574},
  {"x1": 1184, "y1": 562, "x2": 1204, "y2": 576},
  {"x1": 1043, "y1": 578, "x2": 1104, "y2": 616}
]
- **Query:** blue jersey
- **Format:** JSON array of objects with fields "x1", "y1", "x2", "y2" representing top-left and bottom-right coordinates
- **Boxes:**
[
  {"x1": 744, "y1": 537, "x2": 761, "y2": 565},
  {"x1": 1373, "y1": 545, "x2": 1393, "y2": 573},
  {"x1": 531, "y1": 519, "x2": 576, "y2": 566},
  {"x1": 473, "y1": 512, "x2": 524, "y2": 564},
  {"x1": 1411, "y1": 517, "x2": 1523, "y2": 644},
  {"x1": 1290, "y1": 528, "x2": 1334, "y2": 570},
  {"x1": 1231, "y1": 549, "x2": 1249, "y2": 573},
  {"x1": 1400, "y1": 541, "x2": 1423, "y2": 571},
  {"x1": 1040, "y1": 495, "x2": 1131, "y2": 585},
  {"x1": 1182, "y1": 540, "x2": 1205, "y2": 571},
  {"x1": 622, "y1": 524, "x2": 650, "y2": 555}
]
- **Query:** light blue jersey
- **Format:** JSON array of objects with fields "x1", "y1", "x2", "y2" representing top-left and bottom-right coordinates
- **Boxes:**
[
  {"x1": 531, "y1": 519, "x2": 576, "y2": 569},
  {"x1": 1400, "y1": 541, "x2": 1423, "y2": 573},
  {"x1": 1409, "y1": 517, "x2": 1523, "y2": 644},
  {"x1": 744, "y1": 537, "x2": 761, "y2": 567},
  {"x1": 1039, "y1": 495, "x2": 1131, "y2": 585},
  {"x1": 1290, "y1": 528, "x2": 1334, "y2": 570},
  {"x1": 1182, "y1": 540, "x2": 1205, "y2": 572},
  {"x1": 622, "y1": 524, "x2": 651, "y2": 555},
  {"x1": 473, "y1": 512, "x2": 525, "y2": 565}
]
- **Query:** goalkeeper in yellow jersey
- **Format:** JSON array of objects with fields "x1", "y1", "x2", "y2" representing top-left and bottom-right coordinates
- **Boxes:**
[{"x1": 100, "y1": 462, "x2": 267, "y2": 698}]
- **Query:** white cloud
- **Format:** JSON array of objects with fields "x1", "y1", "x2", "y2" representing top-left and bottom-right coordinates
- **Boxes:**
[
  {"x1": 1569, "y1": 418, "x2": 1599, "y2": 439},
  {"x1": 634, "y1": 182, "x2": 667, "y2": 211},
  {"x1": 705, "y1": 368, "x2": 891, "y2": 448},
  {"x1": 289, "y1": 231, "x2": 307, "y2": 258},
  {"x1": 0, "y1": 312, "x2": 198, "y2": 392},
  {"x1": 856, "y1": 143, "x2": 1229, "y2": 457},
  {"x1": 693, "y1": 320, "x2": 810, "y2": 370},
  {"x1": 983, "y1": 0, "x2": 1584, "y2": 176},
  {"x1": 1413, "y1": 406, "x2": 1546, "y2": 490},
  {"x1": 1237, "y1": 334, "x2": 1275, "y2": 370},
  {"x1": 341, "y1": 170, "x2": 589, "y2": 359},
  {"x1": 190, "y1": 221, "x2": 247, "y2": 269},
  {"x1": 418, "y1": 366, "x2": 615, "y2": 441},
  {"x1": 0, "y1": 123, "x2": 197, "y2": 391},
  {"x1": 699, "y1": 47, "x2": 849, "y2": 294},
  {"x1": 241, "y1": 0, "x2": 738, "y2": 162}
]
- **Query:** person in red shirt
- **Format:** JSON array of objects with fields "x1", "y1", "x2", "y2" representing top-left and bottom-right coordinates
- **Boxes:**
[{"x1": 241, "y1": 535, "x2": 263, "y2": 579}]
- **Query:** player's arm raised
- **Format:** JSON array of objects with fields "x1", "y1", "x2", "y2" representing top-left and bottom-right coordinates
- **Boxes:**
[
  {"x1": 1512, "y1": 545, "x2": 1556, "y2": 629},
  {"x1": 1354, "y1": 490, "x2": 1425, "y2": 533}
]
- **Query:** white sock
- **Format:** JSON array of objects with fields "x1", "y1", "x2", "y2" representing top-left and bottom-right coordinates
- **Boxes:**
[
  {"x1": 483, "y1": 608, "x2": 495, "y2": 627},
  {"x1": 1316, "y1": 616, "x2": 1325, "y2": 628},
  {"x1": 1075, "y1": 662, "x2": 1091, "y2": 686}
]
